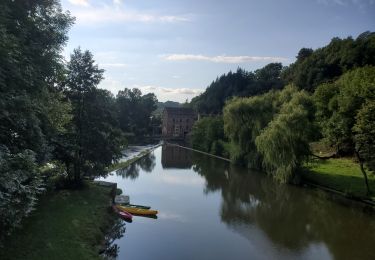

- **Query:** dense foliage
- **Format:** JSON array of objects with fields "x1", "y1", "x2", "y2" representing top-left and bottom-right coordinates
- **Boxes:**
[
  {"x1": 190, "y1": 63, "x2": 284, "y2": 114},
  {"x1": 0, "y1": 0, "x2": 157, "y2": 240},
  {"x1": 223, "y1": 85, "x2": 316, "y2": 182},
  {"x1": 0, "y1": 0, "x2": 74, "y2": 240},
  {"x1": 314, "y1": 66, "x2": 375, "y2": 193},
  {"x1": 190, "y1": 117, "x2": 227, "y2": 157},
  {"x1": 282, "y1": 32, "x2": 375, "y2": 91},
  {"x1": 116, "y1": 88, "x2": 157, "y2": 137},
  {"x1": 57, "y1": 48, "x2": 127, "y2": 184},
  {"x1": 191, "y1": 32, "x2": 374, "y2": 189}
]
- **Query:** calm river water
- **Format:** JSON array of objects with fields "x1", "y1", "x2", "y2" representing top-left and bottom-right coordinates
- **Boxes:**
[{"x1": 102, "y1": 145, "x2": 375, "y2": 260}]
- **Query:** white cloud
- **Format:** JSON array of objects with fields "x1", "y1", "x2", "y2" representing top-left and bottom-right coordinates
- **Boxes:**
[
  {"x1": 68, "y1": 0, "x2": 90, "y2": 7},
  {"x1": 162, "y1": 54, "x2": 288, "y2": 63},
  {"x1": 71, "y1": 5, "x2": 190, "y2": 25},
  {"x1": 98, "y1": 79, "x2": 203, "y2": 102},
  {"x1": 113, "y1": 0, "x2": 123, "y2": 5}
]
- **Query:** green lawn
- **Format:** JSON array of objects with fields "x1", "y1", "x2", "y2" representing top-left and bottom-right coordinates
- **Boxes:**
[
  {"x1": 303, "y1": 158, "x2": 375, "y2": 200},
  {"x1": 0, "y1": 183, "x2": 116, "y2": 260}
]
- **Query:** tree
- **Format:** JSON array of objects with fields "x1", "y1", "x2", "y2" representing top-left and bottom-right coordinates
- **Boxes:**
[
  {"x1": 314, "y1": 66, "x2": 375, "y2": 194},
  {"x1": 314, "y1": 66, "x2": 375, "y2": 154},
  {"x1": 191, "y1": 116, "x2": 226, "y2": 156},
  {"x1": 116, "y1": 88, "x2": 157, "y2": 137},
  {"x1": 0, "y1": 0, "x2": 73, "y2": 238},
  {"x1": 353, "y1": 102, "x2": 375, "y2": 195},
  {"x1": 190, "y1": 64, "x2": 284, "y2": 114},
  {"x1": 282, "y1": 32, "x2": 375, "y2": 91},
  {"x1": 0, "y1": 147, "x2": 44, "y2": 241},
  {"x1": 255, "y1": 91, "x2": 316, "y2": 183},
  {"x1": 61, "y1": 48, "x2": 126, "y2": 184}
]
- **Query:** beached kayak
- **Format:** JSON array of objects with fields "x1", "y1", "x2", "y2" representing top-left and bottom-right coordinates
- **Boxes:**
[
  {"x1": 126, "y1": 204, "x2": 151, "y2": 210},
  {"x1": 113, "y1": 205, "x2": 133, "y2": 220},
  {"x1": 117, "y1": 205, "x2": 158, "y2": 215}
]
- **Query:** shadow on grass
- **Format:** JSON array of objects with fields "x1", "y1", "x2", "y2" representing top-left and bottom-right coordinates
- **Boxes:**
[{"x1": 303, "y1": 159, "x2": 375, "y2": 200}]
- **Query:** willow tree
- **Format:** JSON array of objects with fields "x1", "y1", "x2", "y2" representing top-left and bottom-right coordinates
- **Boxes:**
[
  {"x1": 223, "y1": 91, "x2": 278, "y2": 168},
  {"x1": 255, "y1": 91, "x2": 316, "y2": 183},
  {"x1": 223, "y1": 85, "x2": 300, "y2": 169}
]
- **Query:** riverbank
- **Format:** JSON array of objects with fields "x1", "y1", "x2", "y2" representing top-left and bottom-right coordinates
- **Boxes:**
[
  {"x1": 107, "y1": 144, "x2": 161, "y2": 172},
  {"x1": 0, "y1": 183, "x2": 115, "y2": 260},
  {"x1": 303, "y1": 158, "x2": 375, "y2": 201},
  {"x1": 177, "y1": 143, "x2": 375, "y2": 207}
]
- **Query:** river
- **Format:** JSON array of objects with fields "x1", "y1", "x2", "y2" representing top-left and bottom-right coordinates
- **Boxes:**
[{"x1": 102, "y1": 145, "x2": 375, "y2": 260}]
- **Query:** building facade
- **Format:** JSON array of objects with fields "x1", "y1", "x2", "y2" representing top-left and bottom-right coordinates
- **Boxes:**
[{"x1": 162, "y1": 107, "x2": 197, "y2": 139}]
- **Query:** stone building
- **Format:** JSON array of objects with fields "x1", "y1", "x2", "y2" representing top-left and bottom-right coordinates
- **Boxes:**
[{"x1": 162, "y1": 107, "x2": 197, "y2": 139}]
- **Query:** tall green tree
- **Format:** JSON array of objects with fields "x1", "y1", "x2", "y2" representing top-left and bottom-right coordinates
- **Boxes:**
[
  {"x1": 116, "y1": 88, "x2": 157, "y2": 137},
  {"x1": 353, "y1": 102, "x2": 375, "y2": 194},
  {"x1": 0, "y1": 0, "x2": 73, "y2": 239},
  {"x1": 255, "y1": 91, "x2": 316, "y2": 183},
  {"x1": 60, "y1": 48, "x2": 126, "y2": 184},
  {"x1": 314, "y1": 66, "x2": 375, "y2": 194}
]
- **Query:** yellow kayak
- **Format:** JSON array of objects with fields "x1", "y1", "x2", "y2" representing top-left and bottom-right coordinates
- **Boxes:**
[{"x1": 117, "y1": 205, "x2": 158, "y2": 215}]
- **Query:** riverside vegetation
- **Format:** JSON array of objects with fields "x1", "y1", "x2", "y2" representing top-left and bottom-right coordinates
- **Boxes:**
[
  {"x1": 190, "y1": 32, "x2": 375, "y2": 199},
  {"x1": 0, "y1": 0, "x2": 374, "y2": 258},
  {"x1": 0, "y1": 0, "x2": 157, "y2": 253}
]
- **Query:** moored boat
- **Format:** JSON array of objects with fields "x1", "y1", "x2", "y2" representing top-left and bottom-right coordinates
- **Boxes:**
[
  {"x1": 112, "y1": 205, "x2": 133, "y2": 220},
  {"x1": 126, "y1": 204, "x2": 151, "y2": 209},
  {"x1": 117, "y1": 205, "x2": 158, "y2": 215}
]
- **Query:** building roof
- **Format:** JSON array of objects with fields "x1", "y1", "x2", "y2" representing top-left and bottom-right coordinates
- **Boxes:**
[{"x1": 163, "y1": 107, "x2": 196, "y2": 116}]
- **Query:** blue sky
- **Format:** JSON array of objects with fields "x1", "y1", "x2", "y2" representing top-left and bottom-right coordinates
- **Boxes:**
[{"x1": 61, "y1": 0, "x2": 375, "y2": 102}]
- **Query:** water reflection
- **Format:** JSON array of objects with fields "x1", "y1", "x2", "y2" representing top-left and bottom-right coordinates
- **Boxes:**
[
  {"x1": 106, "y1": 145, "x2": 375, "y2": 260},
  {"x1": 101, "y1": 219, "x2": 126, "y2": 259},
  {"x1": 162, "y1": 145, "x2": 192, "y2": 169},
  {"x1": 116, "y1": 153, "x2": 156, "y2": 179},
  {"x1": 191, "y1": 152, "x2": 375, "y2": 260}
]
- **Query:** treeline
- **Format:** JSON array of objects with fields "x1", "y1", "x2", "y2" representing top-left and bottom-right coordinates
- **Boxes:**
[
  {"x1": 191, "y1": 32, "x2": 375, "y2": 190},
  {"x1": 189, "y1": 63, "x2": 284, "y2": 114},
  {"x1": 0, "y1": 1, "x2": 156, "y2": 239}
]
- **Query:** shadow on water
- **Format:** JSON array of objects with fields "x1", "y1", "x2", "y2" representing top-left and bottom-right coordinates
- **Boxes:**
[
  {"x1": 191, "y1": 149, "x2": 375, "y2": 260},
  {"x1": 101, "y1": 218, "x2": 126, "y2": 259},
  {"x1": 115, "y1": 152, "x2": 156, "y2": 179}
]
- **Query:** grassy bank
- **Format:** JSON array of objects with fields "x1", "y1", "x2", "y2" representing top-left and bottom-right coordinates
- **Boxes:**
[
  {"x1": 0, "y1": 183, "x2": 115, "y2": 260},
  {"x1": 303, "y1": 158, "x2": 375, "y2": 200}
]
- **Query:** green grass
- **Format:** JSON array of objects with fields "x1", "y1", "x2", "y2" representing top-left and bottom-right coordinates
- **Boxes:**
[
  {"x1": 303, "y1": 158, "x2": 375, "y2": 200},
  {"x1": 0, "y1": 183, "x2": 115, "y2": 260}
]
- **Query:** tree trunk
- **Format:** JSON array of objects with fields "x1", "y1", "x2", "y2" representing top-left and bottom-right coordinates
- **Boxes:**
[{"x1": 355, "y1": 150, "x2": 371, "y2": 196}]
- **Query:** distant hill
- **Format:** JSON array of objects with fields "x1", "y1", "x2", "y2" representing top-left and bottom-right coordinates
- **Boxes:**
[
  {"x1": 189, "y1": 64, "x2": 284, "y2": 114},
  {"x1": 153, "y1": 101, "x2": 181, "y2": 116}
]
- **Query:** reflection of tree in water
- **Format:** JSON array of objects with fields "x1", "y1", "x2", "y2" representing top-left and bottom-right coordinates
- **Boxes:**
[
  {"x1": 139, "y1": 153, "x2": 156, "y2": 172},
  {"x1": 101, "y1": 218, "x2": 126, "y2": 259},
  {"x1": 116, "y1": 153, "x2": 156, "y2": 180},
  {"x1": 192, "y1": 154, "x2": 375, "y2": 259},
  {"x1": 192, "y1": 152, "x2": 229, "y2": 194}
]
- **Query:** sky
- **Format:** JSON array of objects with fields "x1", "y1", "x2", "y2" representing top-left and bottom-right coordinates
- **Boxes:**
[{"x1": 61, "y1": 0, "x2": 375, "y2": 102}]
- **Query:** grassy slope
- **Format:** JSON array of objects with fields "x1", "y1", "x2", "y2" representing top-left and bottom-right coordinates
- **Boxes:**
[
  {"x1": 303, "y1": 158, "x2": 375, "y2": 200},
  {"x1": 0, "y1": 183, "x2": 115, "y2": 260}
]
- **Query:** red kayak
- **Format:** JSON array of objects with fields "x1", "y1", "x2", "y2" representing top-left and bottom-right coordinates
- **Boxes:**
[{"x1": 112, "y1": 205, "x2": 133, "y2": 220}]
